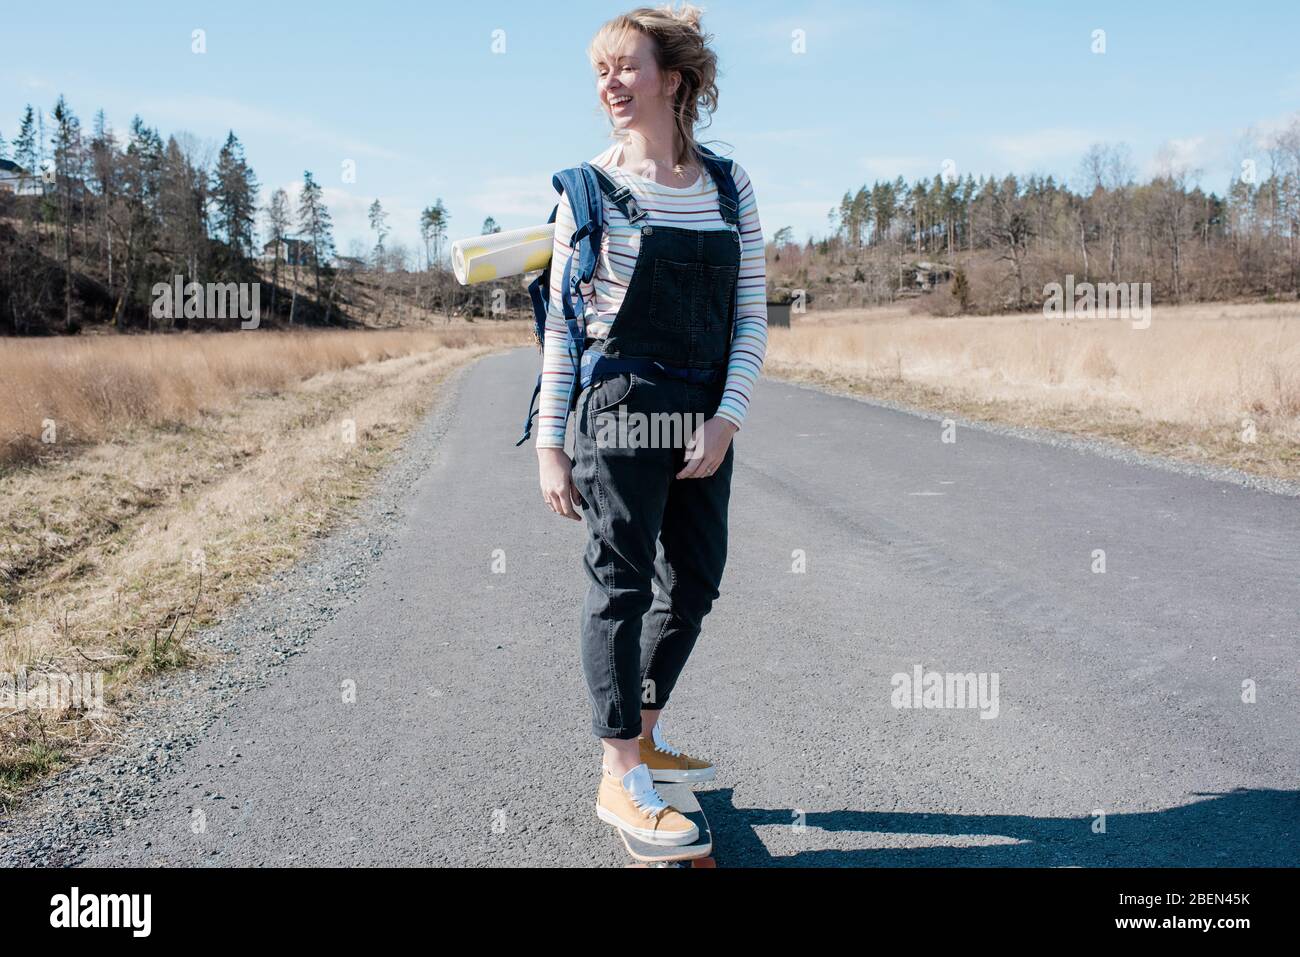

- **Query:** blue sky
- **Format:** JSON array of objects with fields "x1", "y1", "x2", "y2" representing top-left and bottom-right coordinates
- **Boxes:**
[{"x1": 3, "y1": 0, "x2": 1298, "y2": 253}]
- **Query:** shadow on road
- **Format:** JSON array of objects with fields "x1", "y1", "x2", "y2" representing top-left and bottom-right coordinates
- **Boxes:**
[{"x1": 699, "y1": 787, "x2": 1299, "y2": 867}]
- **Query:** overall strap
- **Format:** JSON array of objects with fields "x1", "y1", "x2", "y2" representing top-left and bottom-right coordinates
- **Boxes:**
[{"x1": 695, "y1": 144, "x2": 740, "y2": 227}]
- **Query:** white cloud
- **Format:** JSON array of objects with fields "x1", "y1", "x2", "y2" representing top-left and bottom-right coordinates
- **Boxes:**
[
  {"x1": 463, "y1": 173, "x2": 560, "y2": 222},
  {"x1": 1237, "y1": 110, "x2": 1300, "y2": 150},
  {"x1": 755, "y1": 198, "x2": 841, "y2": 244},
  {"x1": 987, "y1": 128, "x2": 1098, "y2": 168},
  {"x1": 1162, "y1": 112, "x2": 1300, "y2": 187},
  {"x1": 859, "y1": 155, "x2": 939, "y2": 182},
  {"x1": 1148, "y1": 136, "x2": 1208, "y2": 177},
  {"x1": 138, "y1": 94, "x2": 407, "y2": 162}
]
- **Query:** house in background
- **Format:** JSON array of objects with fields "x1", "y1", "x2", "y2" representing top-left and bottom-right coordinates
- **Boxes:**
[
  {"x1": 0, "y1": 159, "x2": 44, "y2": 196},
  {"x1": 260, "y1": 236, "x2": 315, "y2": 267},
  {"x1": 912, "y1": 261, "x2": 955, "y2": 291}
]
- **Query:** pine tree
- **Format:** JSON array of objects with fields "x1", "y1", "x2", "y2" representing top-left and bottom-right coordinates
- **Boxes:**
[
  {"x1": 419, "y1": 200, "x2": 448, "y2": 268},
  {"x1": 14, "y1": 105, "x2": 37, "y2": 183},
  {"x1": 297, "y1": 170, "x2": 334, "y2": 314},
  {"x1": 89, "y1": 110, "x2": 117, "y2": 283},
  {"x1": 111, "y1": 116, "x2": 164, "y2": 330},
  {"x1": 419, "y1": 207, "x2": 436, "y2": 269},
  {"x1": 368, "y1": 198, "x2": 389, "y2": 265},
  {"x1": 213, "y1": 131, "x2": 259, "y2": 257},
  {"x1": 158, "y1": 135, "x2": 210, "y2": 300},
  {"x1": 51, "y1": 95, "x2": 82, "y2": 332}
]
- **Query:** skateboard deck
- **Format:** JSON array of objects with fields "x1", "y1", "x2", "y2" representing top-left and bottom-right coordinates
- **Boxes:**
[{"x1": 619, "y1": 783, "x2": 714, "y2": 867}]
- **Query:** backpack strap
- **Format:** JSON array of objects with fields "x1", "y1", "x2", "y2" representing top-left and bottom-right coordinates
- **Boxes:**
[
  {"x1": 550, "y1": 166, "x2": 600, "y2": 321},
  {"x1": 588, "y1": 163, "x2": 648, "y2": 225},
  {"x1": 515, "y1": 162, "x2": 628, "y2": 447},
  {"x1": 551, "y1": 163, "x2": 650, "y2": 363},
  {"x1": 544, "y1": 165, "x2": 605, "y2": 386}
]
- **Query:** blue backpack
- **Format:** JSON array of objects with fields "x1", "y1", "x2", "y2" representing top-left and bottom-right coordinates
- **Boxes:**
[{"x1": 515, "y1": 145, "x2": 740, "y2": 446}]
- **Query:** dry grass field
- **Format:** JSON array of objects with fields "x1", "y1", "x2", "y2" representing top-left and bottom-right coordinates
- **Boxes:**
[
  {"x1": 0, "y1": 326, "x2": 527, "y2": 467},
  {"x1": 765, "y1": 302, "x2": 1300, "y2": 481},
  {"x1": 0, "y1": 323, "x2": 530, "y2": 802}
]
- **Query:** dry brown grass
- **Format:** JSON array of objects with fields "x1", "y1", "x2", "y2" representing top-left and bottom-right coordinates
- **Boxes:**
[
  {"x1": 0, "y1": 324, "x2": 529, "y2": 467},
  {"x1": 765, "y1": 302, "x2": 1300, "y2": 481},
  {"x1": 0, "y1": 323, "x2": 530, "y2": 803}
]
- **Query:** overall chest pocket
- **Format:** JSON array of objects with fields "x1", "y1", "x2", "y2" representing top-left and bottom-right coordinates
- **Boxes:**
[{"x1": 648, "y1": 259, "x2": 739, "y2": 337}]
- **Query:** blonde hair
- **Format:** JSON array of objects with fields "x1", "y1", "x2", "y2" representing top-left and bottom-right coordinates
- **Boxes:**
[{"x1": 588, "y1": 4, "x2": 720, "y2": 172}]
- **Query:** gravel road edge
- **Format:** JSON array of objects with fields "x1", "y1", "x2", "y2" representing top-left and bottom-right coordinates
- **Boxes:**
[{"x1": 0, "y1": 356, "x2": 476, "y2": 866}]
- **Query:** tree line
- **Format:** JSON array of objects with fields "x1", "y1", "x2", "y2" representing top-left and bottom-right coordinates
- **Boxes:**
[
  {"x1": 0, "y1": 97, "x2": 461, "y2": 334},
  {"x1": 782, "y1": 122, "x2": 1300, "y2": 312}
]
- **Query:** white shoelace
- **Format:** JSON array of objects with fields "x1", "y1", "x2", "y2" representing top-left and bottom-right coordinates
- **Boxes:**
[
  {"x1": 629, "y1": 787, "x2": 669, "y2": 819},
  {"x1": 617, "y1": 764, "x2": 671, "y2": 819},
  {"x1": 651, "y1": 722, "x2": 682, "y2": 756}
]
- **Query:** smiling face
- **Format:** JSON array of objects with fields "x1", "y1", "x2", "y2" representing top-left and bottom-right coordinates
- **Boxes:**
[{"x1": 593, "y1": 29, "x2": 679, "y2": 133}]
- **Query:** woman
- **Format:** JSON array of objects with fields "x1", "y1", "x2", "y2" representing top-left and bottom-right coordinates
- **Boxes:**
[{"x1": 535, "y1": 4, "x2": 767, "y2": 846}]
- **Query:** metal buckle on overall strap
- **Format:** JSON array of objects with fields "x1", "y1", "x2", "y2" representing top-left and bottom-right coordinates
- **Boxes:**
[
  {"x1": 608, "y1": 184, "x2": 647, "y2": 224},
  {"x1": 717, "y1": 193, "x2": 739, "y2": 226}
]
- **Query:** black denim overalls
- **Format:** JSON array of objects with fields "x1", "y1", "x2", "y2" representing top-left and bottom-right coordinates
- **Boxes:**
[{"x1": 571, "y1": 196, "x2": 742, "y2": 740}]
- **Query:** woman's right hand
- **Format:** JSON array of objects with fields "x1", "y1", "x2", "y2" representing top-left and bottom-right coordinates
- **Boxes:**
[{"x1": 538, "y1": 447, "x2": 583, "y2": 521}]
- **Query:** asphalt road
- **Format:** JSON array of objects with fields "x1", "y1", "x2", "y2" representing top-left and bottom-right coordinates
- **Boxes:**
[{"x1": 7, "y1": 346, "x2": 1298, "y2": 866}]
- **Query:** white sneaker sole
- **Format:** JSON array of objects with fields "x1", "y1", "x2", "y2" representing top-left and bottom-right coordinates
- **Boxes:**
[
  {"x1": 648, "y1": 765, "x2": 716, "y2": 784},
  {"x1": 596, "y1": 803, "x2": 699, "y2": 846}
]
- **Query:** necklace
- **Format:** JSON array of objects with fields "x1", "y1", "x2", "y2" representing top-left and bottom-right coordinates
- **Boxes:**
[{"x1": 614, "y1": 140, "x2": 699, "y2": 187}]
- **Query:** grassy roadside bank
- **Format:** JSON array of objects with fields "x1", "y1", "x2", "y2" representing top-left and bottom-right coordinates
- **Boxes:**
[
  {"x1": 0, "y1": 325, "x2": 529, "y2": 805},
  {"x1": 764, "y1": 304, "x2": 1300, "y2": 483}
]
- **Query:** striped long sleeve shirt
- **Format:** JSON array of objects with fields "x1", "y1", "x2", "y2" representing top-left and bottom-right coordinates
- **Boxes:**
[{"x1": 534, "y1": 143, "x2": 767, "y2": 449}]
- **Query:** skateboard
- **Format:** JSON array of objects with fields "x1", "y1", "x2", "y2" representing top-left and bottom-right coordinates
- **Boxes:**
[{"x1": 619, "y1": 782, "x2": 715, "y2": 868}]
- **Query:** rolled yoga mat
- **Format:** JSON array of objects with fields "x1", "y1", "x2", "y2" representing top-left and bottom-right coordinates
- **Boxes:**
[{"x1": 451, "y1": 223, "x2": 556, "y2": 285}]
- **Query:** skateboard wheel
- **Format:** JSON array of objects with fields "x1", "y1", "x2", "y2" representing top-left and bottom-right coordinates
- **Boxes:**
[{"x1": 691, "y1": 857, "x2": 716, "y2": 868}]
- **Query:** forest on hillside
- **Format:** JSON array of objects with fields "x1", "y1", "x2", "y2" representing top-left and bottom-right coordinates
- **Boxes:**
[
  {"x1": 4, "y1": 95, "x2": 1300, "y2": 334},
  {"x1": 773, "y1": 120, "x2": 1300, "y2": 315},
  {"x1": 0, "y1": 97, "x2": 482, "y2": 336}
]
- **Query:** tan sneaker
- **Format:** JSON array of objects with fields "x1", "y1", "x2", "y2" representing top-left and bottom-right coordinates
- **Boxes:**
[
  {"x1": 596, "y1": 763, "x2": 698, "y2": 846},
  {"x1": 639, "y1": 723, "x2": 716, "y2": 784}
]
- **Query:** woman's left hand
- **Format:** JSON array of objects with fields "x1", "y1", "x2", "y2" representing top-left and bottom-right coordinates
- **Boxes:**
[{"x1": 676, "y1": 416, "x2": 737, "y2": 480}]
